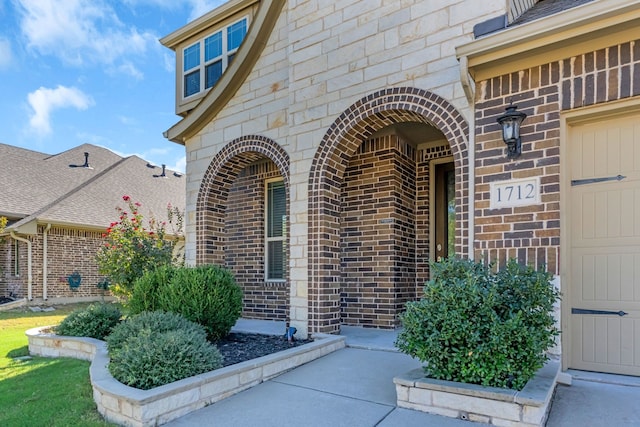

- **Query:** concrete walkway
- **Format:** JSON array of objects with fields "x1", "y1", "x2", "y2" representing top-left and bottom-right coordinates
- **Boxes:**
[{"x1": 165, "y1": 321, "x2": 640, "y2": 427}]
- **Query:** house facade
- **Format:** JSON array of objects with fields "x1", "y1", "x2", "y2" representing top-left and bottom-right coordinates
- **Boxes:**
[
  {"x1": 0, "y1": 144, "x2": 185, "y2": 304},
  {"x1": 162, "y1": 0, "x2": 640, "y2": 377}
]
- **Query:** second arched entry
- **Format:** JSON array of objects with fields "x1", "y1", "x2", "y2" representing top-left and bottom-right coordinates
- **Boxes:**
[
  {"x1": 308, "y1": 87, "x2": 469, "y2": 334},
  {"x1": 196, "y1": 135, "x2": 290, "y2": 321}
]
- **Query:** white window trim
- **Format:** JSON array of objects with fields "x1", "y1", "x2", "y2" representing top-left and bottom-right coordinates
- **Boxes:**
[
  {"x1": 182, "y1": 15, "x2": 249, "y2": 102},
  {"x1": 265, "y1": 177, "x2": 286, "y2": 283}
]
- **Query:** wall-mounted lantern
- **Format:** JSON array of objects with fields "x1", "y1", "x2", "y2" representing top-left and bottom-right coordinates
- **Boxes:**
[{"x1": 496, "y1": 102, "x2": 527, "y2": 159}]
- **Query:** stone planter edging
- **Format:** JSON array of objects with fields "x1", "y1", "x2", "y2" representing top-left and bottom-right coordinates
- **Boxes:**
[
  {"x1": 394, "y1": 359, "x2": 559, "y2": 426},
  {"x1": 26, "y1": 326, "x2": 345, "y2": 427}
]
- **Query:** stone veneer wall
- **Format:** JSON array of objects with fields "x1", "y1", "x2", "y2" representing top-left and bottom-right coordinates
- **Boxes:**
[
  {"x1": 226, "y1": 160, "x2": 288, "y2": 321},
  {"x1": 186, "y1": 1, "x2": 511, "y2": 335},
  {"x1": 474, "y1": 39, "x2": 640, "y2": 275}
]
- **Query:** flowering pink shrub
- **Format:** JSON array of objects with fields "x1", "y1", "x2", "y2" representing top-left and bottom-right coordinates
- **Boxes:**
[{"x1": 95, "y1": 196, "x2": 183, "y2": 299}]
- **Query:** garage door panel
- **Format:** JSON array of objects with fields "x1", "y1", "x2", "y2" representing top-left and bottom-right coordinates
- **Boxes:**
[
  {"x1": 569, "y1": 111, "x2": 640, "y2": 375},
  {"x1": 572, "y1": 315, "x2": 640, "y2": 375},
  {"x1": 572, "y1": 249, "x2": 640, "y2": 304},
  {"x1": 573, "y1": 185, "x2": 640, "y2": 246}
]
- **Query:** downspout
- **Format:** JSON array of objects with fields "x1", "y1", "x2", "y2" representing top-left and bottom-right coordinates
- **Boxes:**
[
  {"x1": 459, "y1": 56, "x2": 476, "y2": 260},
  {"x1": 43, "y1": 223, "x2": 51, "y2": 301},
  {"x1": 10, "y1": 231, "x2": 33, "y2": 301}
]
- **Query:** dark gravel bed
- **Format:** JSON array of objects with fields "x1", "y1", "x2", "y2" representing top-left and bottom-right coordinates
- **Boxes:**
[{"x1": 216, "y1": 332, "x2": 313, "y2": 367}]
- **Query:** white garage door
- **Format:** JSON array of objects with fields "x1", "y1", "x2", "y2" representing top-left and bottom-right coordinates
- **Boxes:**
[{"x1": 569, "y1": 110, "x2": 640, "y2": 376}]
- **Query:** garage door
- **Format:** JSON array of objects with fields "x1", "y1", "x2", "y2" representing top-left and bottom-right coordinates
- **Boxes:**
[{"x1": 569, "y1": 111, "x2": 640, "y2": 376}]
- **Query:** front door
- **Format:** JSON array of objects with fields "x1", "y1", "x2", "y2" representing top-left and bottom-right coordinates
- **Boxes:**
[
  {"x1": 568, "y1": 110, "x2": 640, "y2": 376},
  {"x1": 435, "y1": 161, "x2": 455, "y2": 261}
]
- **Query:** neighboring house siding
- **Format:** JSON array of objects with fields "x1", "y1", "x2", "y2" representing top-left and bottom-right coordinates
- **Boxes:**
[
  {"x1": 474, "y1": 39, "x2": 640, "y2": 274},
  {"x1": 42, "y1": 227, "x2": 107, "y2": 299},
  {"x1": 0, "y1": 240, "x2": 25, "y2": 298}
]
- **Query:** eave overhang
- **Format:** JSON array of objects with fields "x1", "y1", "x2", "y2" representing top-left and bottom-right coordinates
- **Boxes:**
[
  {"x1": 456, "y1": 0, "x2": 640, "y2": 81},
  {"x1": 163, "y1": 0, "x2": 286, "y2": 145}
]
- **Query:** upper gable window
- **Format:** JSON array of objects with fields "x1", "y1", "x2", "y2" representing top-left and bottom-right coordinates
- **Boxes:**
[{"x1": 182, "y1": 17, "x2": 248, "y2": 100}]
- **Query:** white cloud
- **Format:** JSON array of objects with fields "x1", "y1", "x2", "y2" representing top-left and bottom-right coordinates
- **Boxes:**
[
  {"x1": 112, "y1": 61, "x2": 144, "y2": 80},
  {"x1": 170, "y1": 155, "x2": 186, "y2": 173},
  {"x1": 15, "y1": 0, "x2": 156, "y2": 71},
  {"x1": 27, "y1": 85, "x2": 93, "y2": 135},
  {"x1": 187, "y1": 0, "x2": 225, "y2": 21},
  {"x1": 122, "y1": 0, "x2": 226, "y2": 22},
  {"x1": 0, "y1": 37, "x2": 12, "y2": 69}
]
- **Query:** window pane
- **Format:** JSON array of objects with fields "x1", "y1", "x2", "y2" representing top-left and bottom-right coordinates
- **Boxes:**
[
  {"x1": 204, "y1": 32, "x2": 222, "y2": 61},
  {"x1": 267, "y1": 181, "x2": 285, "y2": 238},
  {"x1": 228, "y1": 53, "x2": 235, "y2": 65},
  {"x1": 267, "y1": 240, "x2": 284, "y2": 280},
  {"x1": 184, "y1": 69, "x2": 200, "y2": 97},
  {"x1": 227, "y1": 19, "x2": 247, "y2": 51},
  {"x1": 183, "y1": 43, "x2": 200, "y2": 71},
  {"x1": 205, "y1": 60, "x2": 223, "y2": 89}
]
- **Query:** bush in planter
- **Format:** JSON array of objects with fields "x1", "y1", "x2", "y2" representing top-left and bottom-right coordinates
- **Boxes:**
[
  {"x1": 396, "y1": 258, "x2": 560, "y2": 390},
  {"x1": 54, "y1": 303, "x2": 122, "y2": 340},
  {"x1": 107, "y1": 311, "x2": 223, "y2": 390},
  {"x1": 106, "y1": 310, "x2": 206, "y2": 354},
  {"x1": 127, "y1": 265, "x2": 243, "y2": 340}
]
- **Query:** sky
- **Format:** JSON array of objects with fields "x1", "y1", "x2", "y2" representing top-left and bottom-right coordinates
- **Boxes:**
[{"x1": 0, "y1": 0, "x2": 228, "y2": 173}]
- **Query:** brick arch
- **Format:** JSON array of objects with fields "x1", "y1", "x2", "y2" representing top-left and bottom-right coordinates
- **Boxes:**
[
  {"x1": 308, "y1": 87, "x2": 469, "y2": 333},
  {"x1": 196, "y1": 135, "x2": 290, "y2": 265}
]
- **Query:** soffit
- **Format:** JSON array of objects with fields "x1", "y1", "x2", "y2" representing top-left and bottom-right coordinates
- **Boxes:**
[{"x1": 457, "y1": 0, "x2": 640, "y2": 81}]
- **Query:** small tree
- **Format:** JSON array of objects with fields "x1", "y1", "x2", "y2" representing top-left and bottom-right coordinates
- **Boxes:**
[{"x1": 95, "y1": 195, "x2": 182, "y2": 299}]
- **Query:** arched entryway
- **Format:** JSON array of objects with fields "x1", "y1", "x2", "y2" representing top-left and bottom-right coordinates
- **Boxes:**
[
  {"x1": 308, "y1": 87, "x2": 469, "y2": 333},
  {"x1": 196, "y1": 135, "x2": 290, "y2": 321}
]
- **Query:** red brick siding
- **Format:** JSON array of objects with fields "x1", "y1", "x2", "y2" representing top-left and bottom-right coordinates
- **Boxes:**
[
  {"x1": 340, "y1": 135, "x2": 417, "y2": 328},
  {"x1": 1, "y1": 227, "x2": 110, "y2": 300},
  {"x1": 474, "y1": 39, "x2": 640, "y2": 274},
  {"x1": 226, "y1": 161, "x2": 288, "y2": 320},
  {"x1": 308, "y1": 87, "x2": 469, "y2": 333}
]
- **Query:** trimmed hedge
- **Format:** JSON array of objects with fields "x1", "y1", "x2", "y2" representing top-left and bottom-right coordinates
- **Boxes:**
[
  {"x1": 396, "y1": 258, "x2": 560, "y2": 390},
  {"x1": 128, "y1": 265, "x2": 243, "y2": 340},
  {"x1": 54, "y1": 303, "x2": 121, "y2": 340},
  {"x1": 107, "y1": 311, "x2": 223, "y2": 390}
]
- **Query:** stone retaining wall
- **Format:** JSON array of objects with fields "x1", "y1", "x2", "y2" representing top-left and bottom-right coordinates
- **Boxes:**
[
  {"x1": 394, "y1": 360, "x2": 559, "y2": 426},
  {"x1": 27, "y1": 327, "x2": 345, "y2": 427}
]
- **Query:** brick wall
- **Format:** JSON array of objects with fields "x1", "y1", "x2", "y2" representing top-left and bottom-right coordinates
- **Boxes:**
[
  {"x1": 226, "y1": 160, "x2": 288, "y2": 320},
  {"x1": 340, "y1": 135, "x2": 416, "y2": 328},
  {"x1": 0, "y1": 227, "x2": 109, "y2": 300},
  {"x1": 42, "y1": 227, "x2": 107, "y2": 299},
  {"x1": 474, "y1": 39, "x2": 640, "y2": 274}
]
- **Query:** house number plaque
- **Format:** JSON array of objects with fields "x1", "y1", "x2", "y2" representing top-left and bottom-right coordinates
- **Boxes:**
[{"x1": 489, "y1": 177, "x2": 540, "y2": 209}]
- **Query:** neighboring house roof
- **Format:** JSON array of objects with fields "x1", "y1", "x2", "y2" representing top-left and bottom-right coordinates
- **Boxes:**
[
  {"x1": 0, "y1": 143, "x2": 185, "y2": 234},
  {"x1": 510, "y1": 0, "x2": 597, "y2": 26}
]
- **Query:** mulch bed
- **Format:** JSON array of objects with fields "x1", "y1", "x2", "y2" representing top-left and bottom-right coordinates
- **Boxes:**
[
  {"x1": 216, "y1": 332, "x2": 313, "y2": 367},
  {"x1": 0, "y1": 297, "x2": 15, "y2": 305}
]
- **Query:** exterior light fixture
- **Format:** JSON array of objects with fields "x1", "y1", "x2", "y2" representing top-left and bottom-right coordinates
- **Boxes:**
[{"x1": 496, "y1": 102, "x2": 527, "y2": 158}]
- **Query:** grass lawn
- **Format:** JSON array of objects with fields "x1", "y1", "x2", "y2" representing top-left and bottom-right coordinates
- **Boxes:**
[{"x1": 0, "y1": 303, "x2": 117, "y2": 427}]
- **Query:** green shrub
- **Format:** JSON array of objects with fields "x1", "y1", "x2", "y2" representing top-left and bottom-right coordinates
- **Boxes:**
[
  {"x1": 55, "y1": 303, "x2": 122, "y2": 340},
  {"x1": 128, "y1": 265, "x2": 243, "y2": 340},
  {"x1": 106, "y1": 310, "x2": 206, "y2": 355},
  {"x1": 126, "y1": 264, "x2": 176, "y2": 315},
  {"x1": 396, "y1": 258, "x2": 560, "y2": 390},
  {"x1": 107, "y1": 312, "x2": 223, "y2": 390}
]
